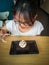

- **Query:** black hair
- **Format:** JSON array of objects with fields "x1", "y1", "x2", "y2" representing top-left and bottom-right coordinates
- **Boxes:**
[
  {"x1": 12, "y1": 0, "x2": 28, "y2": 15},
  {"x1": 12, "y1": 0, "x2": 38, "y2": 26}
]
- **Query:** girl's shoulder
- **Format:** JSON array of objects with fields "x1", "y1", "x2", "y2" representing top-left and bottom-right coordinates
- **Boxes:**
[
  {"x1": 33, "y1": 20, "x2": 44, "y2": 29},
  {"x1": 34, "y1": 20, "x2": 43, "y2": 26},
  {"x1": 31, "y1": 20, "x2": 44, "y2": 35},
  {"x1": 5, "y1": 20, "x2": 14, "y2": 24}
]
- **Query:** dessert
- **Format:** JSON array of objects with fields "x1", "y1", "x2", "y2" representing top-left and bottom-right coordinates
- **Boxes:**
[{"x1": 19, "y1": 40, "x2": 27, "y2": 48}]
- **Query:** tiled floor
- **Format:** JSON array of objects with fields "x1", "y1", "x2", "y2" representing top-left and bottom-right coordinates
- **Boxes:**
[{"x1": 37, "y1": 8, "x2": 49, "y2": 36}]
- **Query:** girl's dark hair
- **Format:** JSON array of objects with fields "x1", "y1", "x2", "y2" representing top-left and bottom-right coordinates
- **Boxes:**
[
  {"x1": 12, "y1": 0, "x2": 38, "y2": 26},
  {"x1": 12, "y1": 0, "x2": 28, "y2": 15}
]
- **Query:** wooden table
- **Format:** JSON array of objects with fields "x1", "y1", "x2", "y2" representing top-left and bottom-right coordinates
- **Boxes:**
[{"x1": 0, "y1": 36, "x2": 49, "y2": 65}]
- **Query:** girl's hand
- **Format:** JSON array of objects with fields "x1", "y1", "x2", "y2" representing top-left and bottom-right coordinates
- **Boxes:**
[{"x1": 0, "y1": 29, "x2": 10, "y2": 43}]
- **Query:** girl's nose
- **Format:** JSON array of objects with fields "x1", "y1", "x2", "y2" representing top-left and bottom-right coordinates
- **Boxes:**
[{"x1": 20, "y1": 23, "x2": 26, "y2": 28}]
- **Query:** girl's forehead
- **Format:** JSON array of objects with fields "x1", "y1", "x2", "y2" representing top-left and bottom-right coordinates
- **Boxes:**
[
  {"x1": 16, "y1": 12, "x2": 24, "y2": 17},
  {"x1": 16, "y1": 12, "x2": 25, "y2": 20},
  {"x1": 20, "y1": 13, "x2": 25, "y2": 19},
  {"x1": 16, "y1": 12, "x2": 30, "y2": 21}
]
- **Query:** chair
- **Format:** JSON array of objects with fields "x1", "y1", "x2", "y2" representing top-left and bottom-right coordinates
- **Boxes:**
[{"x1": 0, "y1": 11, "x2": 9, "y2": 25}]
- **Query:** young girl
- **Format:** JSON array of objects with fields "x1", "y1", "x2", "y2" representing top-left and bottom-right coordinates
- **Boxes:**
[{"x1": 0, "y1": 1, "x2": 44, "y2": 36}]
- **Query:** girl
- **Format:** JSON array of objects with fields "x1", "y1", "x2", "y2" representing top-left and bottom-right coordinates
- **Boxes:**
[{"x1": 0, "y1": 1, "x2": 44, "y2": 36}]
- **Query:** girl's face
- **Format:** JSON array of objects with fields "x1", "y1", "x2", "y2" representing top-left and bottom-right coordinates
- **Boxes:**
[{"x1": 15, "y1": 12, "x2": 31, "y2": 29}]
